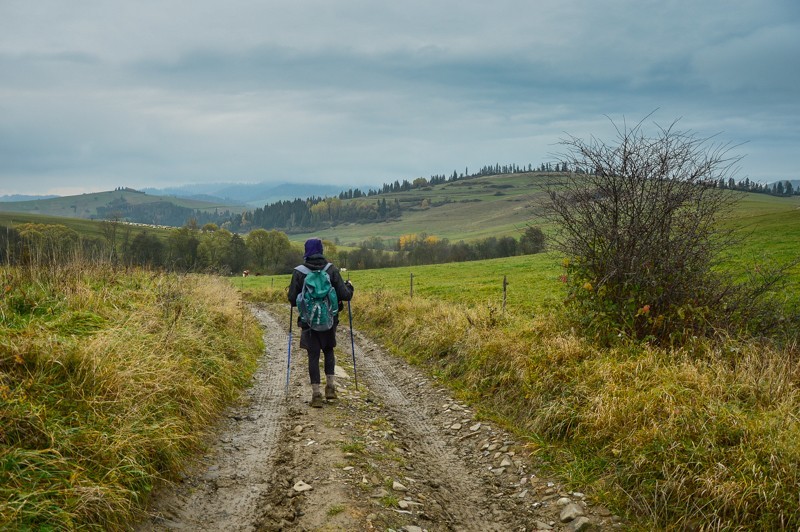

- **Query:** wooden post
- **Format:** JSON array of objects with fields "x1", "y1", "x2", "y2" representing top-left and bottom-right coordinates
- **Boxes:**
[
  {"x1": 410, "y1": 273, "x2": 414, "y2": 299},
  {"x1": 502, "y1": 275, "x2": 508, "y2": 314}
]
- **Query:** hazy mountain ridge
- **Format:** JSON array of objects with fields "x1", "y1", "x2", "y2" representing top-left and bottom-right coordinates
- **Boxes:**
[
  {"x1": 143, "y1": 182, "x2": 351, "y2": 207},
  {"x1": 0, "y1": 194, "x2": 60, "y2": 202}
]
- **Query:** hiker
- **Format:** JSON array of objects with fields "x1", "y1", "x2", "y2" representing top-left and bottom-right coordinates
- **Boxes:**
[{"x1": 288, "y1": 238, "x2": 354, "y2": 407}]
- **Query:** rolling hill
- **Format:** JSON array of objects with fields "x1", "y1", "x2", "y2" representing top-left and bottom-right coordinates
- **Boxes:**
[
  {"x1": 2, "y1": 173, "x2": 798, "y2": 256},
  {"x1": 290, "y1": 172, "x2": 550, "y2": 245},
  {"x1": 0, "y1": 188, "x2": 245, "y2": 226},
  {"x1": 286, "y1": 172, "x2": 800, "y2": 249}
]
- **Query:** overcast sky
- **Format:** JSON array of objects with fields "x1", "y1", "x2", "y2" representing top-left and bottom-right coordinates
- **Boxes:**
[{"x1": 1, "y1": 0, "x2": 798, "y2": 196}]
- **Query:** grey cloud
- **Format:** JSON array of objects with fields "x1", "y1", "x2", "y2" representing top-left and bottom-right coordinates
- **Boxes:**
[
  {"x1": 1, "y1": 1, "x2": 799, "y2": 194},
  {"x1": 690, "y1": 23, "x2": 800, "y2": 91}
]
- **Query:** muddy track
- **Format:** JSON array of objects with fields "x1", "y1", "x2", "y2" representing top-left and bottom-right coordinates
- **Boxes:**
[{"x1": 137, "y1": 305, "x2": 622, "y2": 531}]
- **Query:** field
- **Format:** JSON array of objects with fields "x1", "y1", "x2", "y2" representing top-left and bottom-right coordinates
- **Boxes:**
[
  {"x1": 246, "y1": 189, "x2": 800, "y2": 314},
  {"x1": 245, "y1": 253, "x2": 562, "y2": 316},
  {"x1": 723, "y1": 192, "x2": 800, "y2": 264},
  {"x1": 241, "y1": 192, "x2": 800, "y2": 529}
]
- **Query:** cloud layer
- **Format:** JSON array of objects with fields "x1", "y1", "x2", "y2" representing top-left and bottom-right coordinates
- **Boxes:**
[{"x1": 1, "y1": 0, "x2": 798, "y2": 195}]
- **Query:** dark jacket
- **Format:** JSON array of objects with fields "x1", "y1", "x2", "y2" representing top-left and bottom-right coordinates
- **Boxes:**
[{"x1": 287, "y1": 254, "x2": 354, "y2": 329}]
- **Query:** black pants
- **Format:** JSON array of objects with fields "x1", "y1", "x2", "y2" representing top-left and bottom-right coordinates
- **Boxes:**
[
  {"x1": 307, "y1": 347, "x2": 335, "y2": 384},
  {"x1": 300, "y1": 327, "x2": 337, "y2": 385}
]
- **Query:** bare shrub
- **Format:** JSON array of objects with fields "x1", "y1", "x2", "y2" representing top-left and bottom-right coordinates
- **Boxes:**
[{"x1": 541, "y1": 117, "x2": 788, "y2": 343}]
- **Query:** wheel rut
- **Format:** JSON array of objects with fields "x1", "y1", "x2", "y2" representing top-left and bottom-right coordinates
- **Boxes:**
[{"x1": 136, "y1": 304, "x2": 619, "y2": 531}]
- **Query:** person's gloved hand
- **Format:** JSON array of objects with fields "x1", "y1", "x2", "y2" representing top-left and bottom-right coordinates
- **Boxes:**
[{"x1": 345, "y1": 280, "x2": 354, "y2": 290}]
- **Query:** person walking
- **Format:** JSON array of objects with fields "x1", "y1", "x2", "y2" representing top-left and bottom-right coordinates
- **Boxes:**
[{"x1": 288, "y1": 238, "x2": 354, "y2": 407}]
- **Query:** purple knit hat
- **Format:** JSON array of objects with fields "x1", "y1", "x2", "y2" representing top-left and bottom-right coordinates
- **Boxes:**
[{"x1": 304, "y1": 238, "x2": 324, "y2": 259}]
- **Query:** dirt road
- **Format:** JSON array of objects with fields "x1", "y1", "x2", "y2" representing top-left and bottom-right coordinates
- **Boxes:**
[{"x1": 137, "y1": 305, "x2": 621, "y2": 531}]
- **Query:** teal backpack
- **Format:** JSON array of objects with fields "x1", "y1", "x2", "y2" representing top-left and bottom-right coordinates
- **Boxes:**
[{"x1": 295, "y1": 264, "x2": 338, "y2": 331}]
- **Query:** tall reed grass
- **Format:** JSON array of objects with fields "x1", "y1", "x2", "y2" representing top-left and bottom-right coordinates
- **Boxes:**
[
  {"x1": 254, "y1": 285, "x2": 800, "y2": 529},
  {"x1": 1, "y1": 259, "x2": 263, "y2": 530}
]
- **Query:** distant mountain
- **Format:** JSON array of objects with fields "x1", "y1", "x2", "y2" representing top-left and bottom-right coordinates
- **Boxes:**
[
  {"x1": 143, "y1": 182, "x2": 351, "y2": 207},
  {"x1": 0, "y1": 194, "x2": 59, "y2": 202}
]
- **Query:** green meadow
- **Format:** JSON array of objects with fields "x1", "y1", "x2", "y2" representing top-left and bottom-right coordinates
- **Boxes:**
[{"x1": 246, "y1": 253, "x2": 562, "y2": 314}]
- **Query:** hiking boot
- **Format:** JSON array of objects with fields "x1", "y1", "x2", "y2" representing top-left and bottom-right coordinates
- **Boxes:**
[
  {"x1": 325, "y1": 384, "x2": 337, "y2": 400},
  {"x1": 310, "y1": 392, "x2": 324, "y2": 408},
  {"x1": 325, "y1": 374, "x2": 337, "y2": 400}
]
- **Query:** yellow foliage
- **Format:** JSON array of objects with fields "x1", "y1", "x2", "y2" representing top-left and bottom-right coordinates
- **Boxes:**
[{"x1": 398, "y1": 233, "x2": 419, "y2": 250}]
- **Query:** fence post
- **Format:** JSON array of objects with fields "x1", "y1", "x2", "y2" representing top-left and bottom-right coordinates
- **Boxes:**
[
  {"x1": 502, "y1": 275, "x2": 508, "y2": 314},
  {"x1": 410, "y1": 273, "x2": 414, "y2": 299}
]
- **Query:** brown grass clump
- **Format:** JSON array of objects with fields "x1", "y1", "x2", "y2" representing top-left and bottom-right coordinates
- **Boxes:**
[
  {"x1": 320, "y1": 289, "x2": 800, "y2": 530},
  {"x1": 1, "y1": 261, "x2": 263, "y2": 530}
]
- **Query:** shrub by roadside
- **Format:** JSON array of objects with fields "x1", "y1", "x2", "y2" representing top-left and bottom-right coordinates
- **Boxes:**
[
  {"x1": 0, "y1": 262, "x2": 263, "y2": 530},
  {"x1": 250, "y1": 284, "x2": 800, "y2": 530}
]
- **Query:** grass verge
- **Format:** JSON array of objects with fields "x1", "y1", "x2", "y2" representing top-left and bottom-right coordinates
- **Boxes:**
[
  {"x1": 251, "y1": 284, "x2": 799, "y2": 529},
  {"x1": 0, "y1": 261, "x2": 263, "y2": 530}
]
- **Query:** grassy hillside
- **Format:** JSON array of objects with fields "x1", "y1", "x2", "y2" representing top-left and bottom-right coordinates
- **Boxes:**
[
  {"x1": 4, "y1": 175, "x2": 796, "y2": 253},
  {"x1": 0, "y1": 262, "x2": 263, "y2": 530},
  {"x1": 0, "y1": 211, "x2": 176, "y2": 243},
  {"x1": 0, "y1": 189, "x2": 243, "y2": 220},
  {"x1": 293, "y1": 173, "x2": 552, "y2": 244},
  {"x1": 291, "y1": 173, "x2": 800, "y2": 248}
]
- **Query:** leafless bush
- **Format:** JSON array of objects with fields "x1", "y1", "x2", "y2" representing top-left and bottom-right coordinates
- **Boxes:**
[{"x1": 540, "y1": 117, "x2": 780, "y2": 343}]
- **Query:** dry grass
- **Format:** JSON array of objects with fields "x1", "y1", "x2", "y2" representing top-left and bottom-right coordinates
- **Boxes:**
[
  {"x1": 1, "y1": 260, "x2": 263, "y2": 530},
  {"x1": 250, "y1": 284, "x2": 800, "y2": 530}
]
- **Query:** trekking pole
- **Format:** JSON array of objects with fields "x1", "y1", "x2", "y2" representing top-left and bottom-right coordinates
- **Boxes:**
[
  {"x1": 286, "y1": 305, "x2": 293, "y2": 395},
  {"x1": 343, "y1": 268, "x2": 358, "y2": 391},
  {"x1": 348, "y1": 299, "x2": 358, "y2": 391}
]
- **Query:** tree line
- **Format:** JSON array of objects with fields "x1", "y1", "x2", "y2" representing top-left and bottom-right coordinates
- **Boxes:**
[
  {"x1": 1, "y1": 221, "x2": 545, "y2": 275},
  {"x1": 227, "y1": 196, "x2": 402, "y2": 233},
  {"x1": 339, "y1": 227, "x2": 545, "y2": 270},
  {"x1": 0, "y1": 221, "x2": 300, "y2": 275},
  {"x1": 716, "y1": 177, "x2": 798, "y2": 196},
  {"x1": 93, "y1": 196, "x2": 236, "y2": 227}
]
